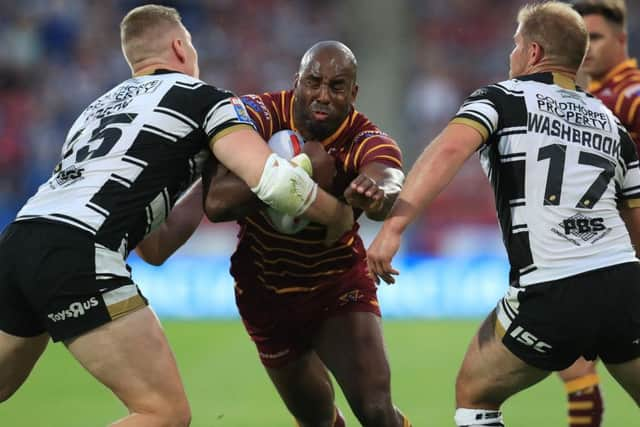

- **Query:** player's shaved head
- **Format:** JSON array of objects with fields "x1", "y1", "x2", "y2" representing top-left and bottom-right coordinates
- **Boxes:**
[
  {"x1": 299, "y1": 41, "x2": 358, "y2": 82},
  {"x1": 120, "y1": 4, "x2": 185, "y2": 67},
  {"x1": 517, "y1": 1, "x2": 588, "y2": 71}
]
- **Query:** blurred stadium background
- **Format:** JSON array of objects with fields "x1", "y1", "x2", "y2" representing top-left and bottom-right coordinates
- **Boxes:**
[{"x1": 1, "y1": 0, "x2": 639, "y2": 425}]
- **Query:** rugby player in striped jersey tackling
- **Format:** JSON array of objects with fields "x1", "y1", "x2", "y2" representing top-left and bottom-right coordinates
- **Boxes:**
[
  {"x1": 368, "y1": 2, "x2": 640, "y2": 426},
  {"x1": 0, "y1": 5, "x2": 353, "y2": 426},
  {"x1": 138, "y1": 41, "x2": 411, "y2": 427}
]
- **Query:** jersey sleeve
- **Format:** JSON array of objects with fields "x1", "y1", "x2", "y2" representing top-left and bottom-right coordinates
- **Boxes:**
[
  {"x1": 450, "y1": 85, "x2": 501, "y2": 144},
  {"x1": 617, "y1": 128, "x2": 640, "y2": 208},
  {"x1": 350, "y1": 130, "x2": 403, "y2": 171},
  {"x1": 203, "y1": 89, "x2": 256, "y2": 145},
  {"x1": 241, "y1": 94, "x2": 274, "y2": 140}
]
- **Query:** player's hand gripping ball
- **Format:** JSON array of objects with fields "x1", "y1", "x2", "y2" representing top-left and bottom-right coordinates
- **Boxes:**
[{"x1": 265, "y1": 130, "x2": 311, "y2": 234}]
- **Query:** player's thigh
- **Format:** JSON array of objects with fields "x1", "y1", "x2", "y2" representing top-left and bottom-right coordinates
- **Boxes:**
[
  {"x1": 0, "y1": 331, "x2": 49, "y2": 400},
  {"x1": 314, "y1": 311, "x2": 392, "y2": 399},
  {"x1": 604, "y1": 357, "x2": 640, "y2": 405},
  {"x1": 456, "y1": 310, "x2": 550, "y2": 408},
  {"x1": 557, "y1": 357, "x2": 598, "y2": 382},
  {"x1": 65, "y1": 306, "x2": 188, "y2": 413},
  {"x1": 265, "y1": 351, "x2": 335, "y2": 421}
]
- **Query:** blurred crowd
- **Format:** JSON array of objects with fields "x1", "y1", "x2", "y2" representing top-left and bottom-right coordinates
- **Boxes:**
[{"x1": 1, "y1": 0, "x2": 639, "y2": 256}]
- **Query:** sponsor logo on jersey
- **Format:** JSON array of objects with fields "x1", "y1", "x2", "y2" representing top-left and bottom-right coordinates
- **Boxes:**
[
  {"x1": 230, "y1": 97, "x2": 252, "y2": 124},
  {"x1": 241, "y1": 95, "x2": 270, "y2": 121},
  {"x1": 47, "y1": 297, "x2": 100, "y2": 322},
  {"x1": 551, "y1": 213, "x2": 611, "y2": 246},
  {"x1": 53, "y1": 165, "x2": 85, "y2": 187},
  {"x1": 113, "y1": 79, "x2": 161, "y2": 101},
  {"x1": 535, "y1": 93, "x2": 611, "y2": 132}
]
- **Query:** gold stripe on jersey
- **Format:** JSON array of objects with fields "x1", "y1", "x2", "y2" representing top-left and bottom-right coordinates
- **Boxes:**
[
  {"x1": 246, "y1": 231, "x2": 353, "y2": 257},
  {"x1": 255, "y1": 262, "x2": 349, "y2": 279},
  {"x1": 450, "y1": 117, "x2": 490, "y2": 142},
  {"x1": 208, "y1": 124, "x2": 255, "y2": 147},
  {"x1": 270, "y1": 98, "x2": 282, "y2": 124},
  {"x1": 552, "y1": 72, "x2": 576, "y2": 90},
  {"x1": 358, "y1": 143, "x2": 402, "y2": 165},
  {"x1": 247, "y1": 217, "x2": 326, "y2": 244},
  {"x1": 257, "y1": 276, "x2": 334, "y2": 294},
  {"x1": 253, "y1": 248, "x2": 353, "y2": 269},
  {"x1": 353, "y1": 136, "x2": 377, "y2": 167},
  {"x1": 588, "y1": 59, "x2": 637, "y2": 92},
  {"x1": 245, "y1": 104, "x2": 267, "y2": 135},
  {"x1": 373, "y1": 155, "x2": 403, "y2": 167},
  {"x1": 323, "y1": 111, "x2": 355, "y2": 147},
  {"x1": 628, "y1": 96, "x2": 640, "y2": 125},
  {"x1": 612, "y1": 74, "x2": 640, "y2": 94},
  {"x1": 283, "y1": 91, "x2": 291, "y2": 123}
]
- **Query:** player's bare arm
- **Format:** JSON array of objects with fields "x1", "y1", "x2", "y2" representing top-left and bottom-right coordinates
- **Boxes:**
[
  {"x1": 211, "y1": 129, "x2": 353, "y2": 243},
  {"x1": 204, "y1": 140, "x2": 336, "y2": 222},
  {"x1": 367, "y1": 123, "x2": 483, "y2": 284},
  {"x1": 136, "y1": 179, "x2": 204, "y2": 265},
  {"x1": 344, "y1": 163, "x2": 404, "y2": 221}
]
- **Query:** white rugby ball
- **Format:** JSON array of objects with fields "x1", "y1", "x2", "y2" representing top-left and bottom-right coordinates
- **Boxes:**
[{"x1": 266, "y1": 130, "x2": 310, "y2": 234}]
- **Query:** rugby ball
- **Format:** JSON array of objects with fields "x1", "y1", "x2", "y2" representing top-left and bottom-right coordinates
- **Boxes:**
[{"x1": 266, "y1": 130, "x2": 311, "y2": 234}]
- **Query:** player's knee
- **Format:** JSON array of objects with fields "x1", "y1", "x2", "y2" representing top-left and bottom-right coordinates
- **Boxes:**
[{"x1": 163, "y1": 398, "x2": 191, "y2": 427}]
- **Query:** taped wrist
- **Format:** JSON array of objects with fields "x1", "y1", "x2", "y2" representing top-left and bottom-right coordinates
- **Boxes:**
[
  {"x1": 251, "y1": 153, "x2": 318, "y2": 216},
  {"x1": 291, "y1": 153, "x2": 313, "y2": 176}
]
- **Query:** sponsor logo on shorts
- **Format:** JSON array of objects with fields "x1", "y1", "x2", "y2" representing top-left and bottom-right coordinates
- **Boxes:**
[
  {"x1": 47, "y1": 297, "x2": 99, "y2": 322},
  {"x1": 510, "y1": 326, "x2": 552, "y2": 353},
  {"x1": 551, "y1": 213, "x2": 610, "y2": 246},
  {"x1": 339, "y1": 289, "x2": 364, "y2": 306}
]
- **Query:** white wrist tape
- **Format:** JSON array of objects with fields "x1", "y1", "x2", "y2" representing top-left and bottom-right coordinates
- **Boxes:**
[{"x1": 251, "y1": 153, "x2": 318, "y2": 216}]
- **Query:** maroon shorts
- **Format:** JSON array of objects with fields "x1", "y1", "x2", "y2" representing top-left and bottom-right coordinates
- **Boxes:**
[{"x1": 234, "y1": 260, "x2": 381, "y2": 368}]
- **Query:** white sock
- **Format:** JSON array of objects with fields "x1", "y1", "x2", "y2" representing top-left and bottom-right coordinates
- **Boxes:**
[{"x1": 455, "y1": 408, "x2": 505, "y2": 426}]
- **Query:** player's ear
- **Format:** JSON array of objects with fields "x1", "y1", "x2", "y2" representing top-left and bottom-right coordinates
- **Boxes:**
[
  {"x1": 618, "y1": 31, "x2": 627, "y2": 48},
  {"x1": 529, "y1": 41, "x2": 544, "y2": 66},
  {"x1": 351, "y1": 83, "x2": 359, "y2": 103},
  {"x1": 172, "y1": 38, "x2": 186, "y2": 64},
  {"x1": 293, "y1": 72, "x2": 300, "y2": 88}
]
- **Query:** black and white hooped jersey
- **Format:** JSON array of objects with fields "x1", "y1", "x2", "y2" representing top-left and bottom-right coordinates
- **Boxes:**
[
  {"x1": 16, "y1": 69, "x2": 254, "y2": 256},
  {"x1": 451, "y1": 72, "x2": 640, "y2": 286}
]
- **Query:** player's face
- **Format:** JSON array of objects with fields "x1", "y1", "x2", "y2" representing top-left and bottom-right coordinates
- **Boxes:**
[
  {"x1": 509, "y1": 26, "x2": 529, "y2": 79},
  {"x1": 581, "y1": 14, "x2": 625, "y2": 81},
  {"x1": 293, "y1": 52, "x2": 358, "y2": 141}
]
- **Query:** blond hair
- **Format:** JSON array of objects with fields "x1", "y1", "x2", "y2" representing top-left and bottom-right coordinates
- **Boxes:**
[
  {"x1": 572, "y1": 0, "x2": 627, "y2": 30},
  {"x1": 517, "y1": 1, "x2": 588, "y2": 70},
  {"x1": 120, "y1": 4, "x2": 184, "y2": 66}
]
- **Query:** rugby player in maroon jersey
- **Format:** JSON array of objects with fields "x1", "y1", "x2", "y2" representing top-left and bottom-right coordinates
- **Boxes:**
[{"x1": 137, "y1": 41, "x2": 411, "y2": 427}]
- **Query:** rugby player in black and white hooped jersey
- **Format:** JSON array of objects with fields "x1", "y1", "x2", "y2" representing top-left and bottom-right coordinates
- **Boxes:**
[
  {"x1": 368, "y1": 2, "x2": 640, "y2": 426},
  {"x1": 0, "y1": 5, "x2": 353, "y2": 426}
]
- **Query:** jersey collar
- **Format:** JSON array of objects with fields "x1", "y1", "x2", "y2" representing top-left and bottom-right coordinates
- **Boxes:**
[{"x1": 516, "y1": 72, "x2": 577, "y2": 90}]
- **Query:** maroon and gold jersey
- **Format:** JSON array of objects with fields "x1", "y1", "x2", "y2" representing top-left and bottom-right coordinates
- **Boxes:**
[
  {"x1": 233, "y1": 90, "x2": 403, "y2": 293},
  {"x1": 589, "y1": 59, "x2": 640, "y2": 143}
]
